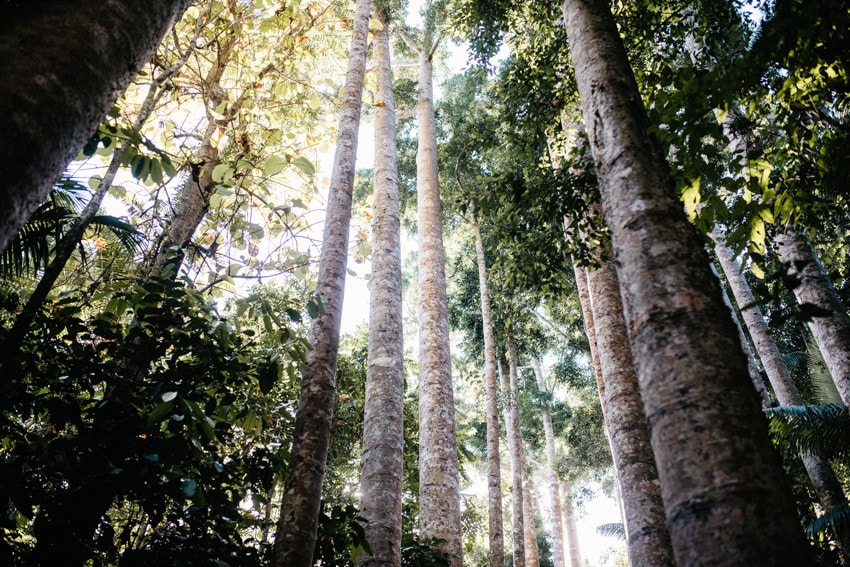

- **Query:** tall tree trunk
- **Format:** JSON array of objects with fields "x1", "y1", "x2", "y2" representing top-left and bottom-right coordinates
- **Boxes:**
[
  {"x1": 531, "y1": 363, "x2": 565, "y2": 567},
  {"x1": 272, "y1": 0, "x2": 370, "y2": 564},
  {"x1": 414, "y1": 24, "x2": 463, "y2": 567},
  {"x1": 560, "y1": 480, "x2": 581, "y2": 567},
  {"x1": 585, "y1": 262, "x2": 675, "y2": 567},
  {"x1": 504, "y1": 339, "x2": 526, "y2": 567},
  {"x1": 472, "y1": 210, "x2": 505, "y2": 567},
  {"x1": 520, "y1": 446, "x2": 540, "y2": 567},
  {"x1": 715, "y1": 239, "x2": 850, "y2": 556},
  {"x1": 561, "y1": 1, "x2": 811, "y2": 564},
  {"x1": 0, "y1": 0, "x2": 190, "y2": 254},
  {"x1": 357, "y1": 5, "x2": 404, "y2": 566},
  {"x1": 775, "y1": 226, "x2": 850, "y2": 406}
]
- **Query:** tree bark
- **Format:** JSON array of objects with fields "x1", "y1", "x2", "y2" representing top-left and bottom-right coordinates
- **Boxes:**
[
  {"x1": 715, "y1": 238, "x2": 850, "y2": 556},
  {"x1": 357, "y1": 5, "x2": 404, "y2": 566},
  {"x1": 472, "y1": 211, "x2": 505, "y2": 567},
  {"x1": 532, "y1": 363, "x2": 565, "y2": 567},
  {"x1": 272, "y1": 0, "x2": 370, "y2": 564},
  {"x1": 504, "y1": 339, "x2": 526, "y2": 567},
  {"x1": 560, "y1": 480, "x2": 582, "y2": 567},
  {"x1": 561, "y1": 1, "x2": 811, "y2": 564},
  {"x1": 585, "y1": 262, "x2": 675, "y2": 567},
  {"x1": 520, "y1": 446, "x2": 540, "y2": 567},
  {"x1": 0, "y1": 0, "x2": 190, "y2": 254},
  {"x1": 413, "y1": 23, "x2": 463, "y2": 566},
  {"x1": 775, "y1": 226, "x2": 850, "y2": 407}
]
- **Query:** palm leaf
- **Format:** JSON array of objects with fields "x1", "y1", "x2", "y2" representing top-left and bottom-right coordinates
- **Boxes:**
[
  {"x1": 596, "y1": 522, "x2": 625, "y2": 540},
  {"x1": 765, "y1": 404, "x2": 850, "y2": 459},
  {"x1": 807, "y1": 342, "x2": 843, "y2": 404},
  {"x1": 807, "y1": 501, "x2": 850, "y2": 543},
  {"x1": 89, "y1": 215, "x2": 146, "y2": 253}
]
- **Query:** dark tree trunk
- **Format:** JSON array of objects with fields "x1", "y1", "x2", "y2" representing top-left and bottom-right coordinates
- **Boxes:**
[{"x1": 0, "y1": 0, "x2": 190, "y2": 253}]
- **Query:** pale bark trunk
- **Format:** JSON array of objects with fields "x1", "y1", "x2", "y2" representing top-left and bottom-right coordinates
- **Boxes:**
[
  {"x1": 586, "y1": 263, "x2": 675, "y2": 567},
  {"x1": 357, "y1": 5, "x2": 403, "y2": 566},
  {"x1": 505, "y1": 339, "x2": 526, "y2": 567},
  {"x1": 0, "y1": 0, "x2": 190, "y2": 254},
  {"x1": 560, "y1": 481, "x2": 581, "y2": 567},
  {"x1": 532, "y1": 362, "x2": 565, "y2": 567},
  {"x1": 272, "y1": 1, "x2": 370, "y2": 564},
  {"x1": 472, "y1": 211, "x2": 505, "y2": 567},
  {"x1": 775, "y1": 226, "x2": 850, "y2": 407},
  {"x1": 561, "y1": 1, "x2": 811, "y2": 564},
  {"x1": 415, "y1": 27, "x2": 463, "y2": 567},
  {"x1": 715, "y1": 239, "x2": 850, "y2": 556},
  {"x1": 520, "y1": 449, "x2": 540, "y2": 567}
]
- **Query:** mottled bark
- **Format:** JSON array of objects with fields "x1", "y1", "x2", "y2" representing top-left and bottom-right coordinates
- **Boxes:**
[
  {"x1": 472, "y1": 211, "x2": 505, "y2": 567},
  {"x1": 272, "y1": 0, "x2": 370, "y2": 564},
  {"x1": 586, "y1": 263, "x2": 674, "y2": 567},
  {"x1": 560, "y1": 481, "x2": 582, "y2": 567},
  {"x1": 715, "y1": 239, "x2": 850, "y2": 556},
  {"x1": 775, "y1": 227, "x2": 850, "y2": 407},
  {"x1": 561, "y1": 1, "x2": 811, "y2": 564},
  {"x1": 0, "y1": 0, "x2": 190, "y2": 254},
  {"x1": 520, "y1": 448, "x2": 540, "y2": 567},
  {"x1": 532, "y1": 363, "x2": 565, "y2": 567},
  {"x1": 357, "y1": 6, "x2": 403, "y2": 566},
  {"x1": 505, "y1": 339, "x2": 526, "y2": 567},
  {"x1": 414, "y1": 27, "x2": 463, "y2": 567}
]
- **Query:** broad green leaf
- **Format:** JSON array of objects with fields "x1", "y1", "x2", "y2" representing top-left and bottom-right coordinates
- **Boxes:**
[
  {"x1": 212, "y1": 163, "x2": 233, "y2": 183},
  {"x1": 681, "y1": 177, "x2": 701, "y2": 222},
  {"x1": 292, "y1": 156, "x2": 315, "y2": 176},
  {"x1": 262, "y1": 155, "x2": 288, "y2": 176}
]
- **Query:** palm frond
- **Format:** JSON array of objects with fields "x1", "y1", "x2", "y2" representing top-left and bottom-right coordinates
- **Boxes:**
[
  {"x1": 596, "y1": 522, "x2": 626, "y2": 540},
  {"x1": 89, "y1": 215, "x2": 146, "y2": 253},
  {"x1": 807, "y1": 501, "x2": 850, "y2": 543},
  {"x1": 807, "y1": 342, "x2": 843, "y2": 404},
  {"x1": 0, "y1": 200, "x2": 75, "y2": 279},
  {"x1": 765, "y1": 404, "x2": 850, "y2": 459}
]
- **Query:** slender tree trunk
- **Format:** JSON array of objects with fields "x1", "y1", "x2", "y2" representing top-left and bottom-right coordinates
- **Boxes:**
[
  {"x1": 775, "y1": 226, "x2": 850, "y2": 406},
  {"x1": 472, "y1": 210, "x2": 505, "y2": 567},
  {"x1": 715, "y1": 239, "x2": 850, "y2": 556},
  {"x1": 504, "y1": 339, "x2": 526, "y2": 567},
  {"x1": 414, "y1": 25, "x2": 463, "y2": 567},
  {"x1": 520, "y1": 447, "x2": 540, "y2": 567},
  {"x1": 357, "y1": 5, "x2": 404, "y2": 566},
  {"x1": 532, "y1": 363, "x2": 565, "y2": 567},
  {"x1": 0, "y1": 0, "x2": 190, "y2": 254},
  {"x1": 585, "y1": 262, "x2": 675, "y2": 567},
  {"x1": 272, "y1": 1, "x2": 370, "y2": 564},
  {"x1": 561, "y1": 1, "x2": 811, "y2": 563},
  {"x1": 560, "y1": 480, "x2": 581, "y2": 567}
]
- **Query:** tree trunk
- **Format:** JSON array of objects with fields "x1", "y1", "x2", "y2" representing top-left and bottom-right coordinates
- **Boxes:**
[
  {"x1": 532, "y1": 363, "x2": 565, "y2": 567},
  {"x1": 272, "y1": 0, "x2": 370, "y2": 564},
  {"x1": 560, "y1": 480, "x2": 581, "y2": 567},
  {"x1": 414, "y1": 24, "x2": 463, "y2": 566},
  {"x1": 715, "y1": 238, "x2": 850, "y2": 556},
  {"x1": 504, "y1": 339, "x2": 526, "y2": 567},
  {"x1": 585, "y1": 262, "x2": 675, "y2": 567},
  {"x1": 357, "y1": 5, "x2": 404, "y2": 566},
  {"x1": 472, "y1": 210, "x2": 505, "y2": 567},
  {"x1": 775, "y1": 226, "x2": 850, "y2": 407},
  {"x1": 520, "y1": 446, "x2": 540, "y2": 567},
  {"x1": 561, "y1": 1, "x2": 811, "y2": 564},
  {"x1": 0, "y1": 0, "x2": 190, "y2": 254}
]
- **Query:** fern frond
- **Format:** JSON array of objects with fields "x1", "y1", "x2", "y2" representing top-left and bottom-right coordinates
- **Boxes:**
[
  {"x1": 807, "y1": 342, "x2": 842, "y2": 404},
  {"x1": 766, "y1": 404, "x2": 850, "y2": 459},
  {"x1": 806, "y1": 501, "x2": 850, "y2": 543},
  {"x1": 596, "y1": 522, "x2": 625, "y2": 540}
]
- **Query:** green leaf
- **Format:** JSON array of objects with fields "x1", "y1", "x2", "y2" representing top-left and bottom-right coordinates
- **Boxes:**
[
  {"x1": 292, "y1": 156, "x2": 316, "y2": 176},
  {"x1": 262, "y1": 155, "x2": 288, "y2": 176},
  {"x1": 212, "y1": 163, "x2": 234, "y2": 183}
]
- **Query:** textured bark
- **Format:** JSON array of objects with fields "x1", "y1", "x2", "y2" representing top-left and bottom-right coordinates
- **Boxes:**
[
  {"x1": 715, "y1": 239, "x2": 850, "y2": 556},
  {"x1": 775, "y1": 226, "x2": 850, "y2": 407},
  {"x1": 472, "y1": 212, "x2": 505, "y2": 567},
  {"x1": 561, "y1": 1, "x2": 811, "y2": 564},
  {"x1": 414, "y1": 28, "x2": 463, "y2": 567},
  {"x1": 357, "y1": 6, "x2": 403, "y2": 566},
  {"x1": 560, "y1": 481, "x2": 582, "y2": 567},
  {"x1": 272, "y1": 1, "x2": 370, "y2": 564},
  {"x1": 505, "y1": 339, "x2": 526, "y2": 567},
  {"x1": 532, "y1": 363, "x2": 565, "y2": 567},
  {"x1": 0, "y1": 0, "x2": 190, "y2": 254},
  {"x1": 586, "y1": 263, "x2": 675, "y2": 567},
  {"x1": 520, "y1": 448, "x2": 540, "y2": 567}
]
